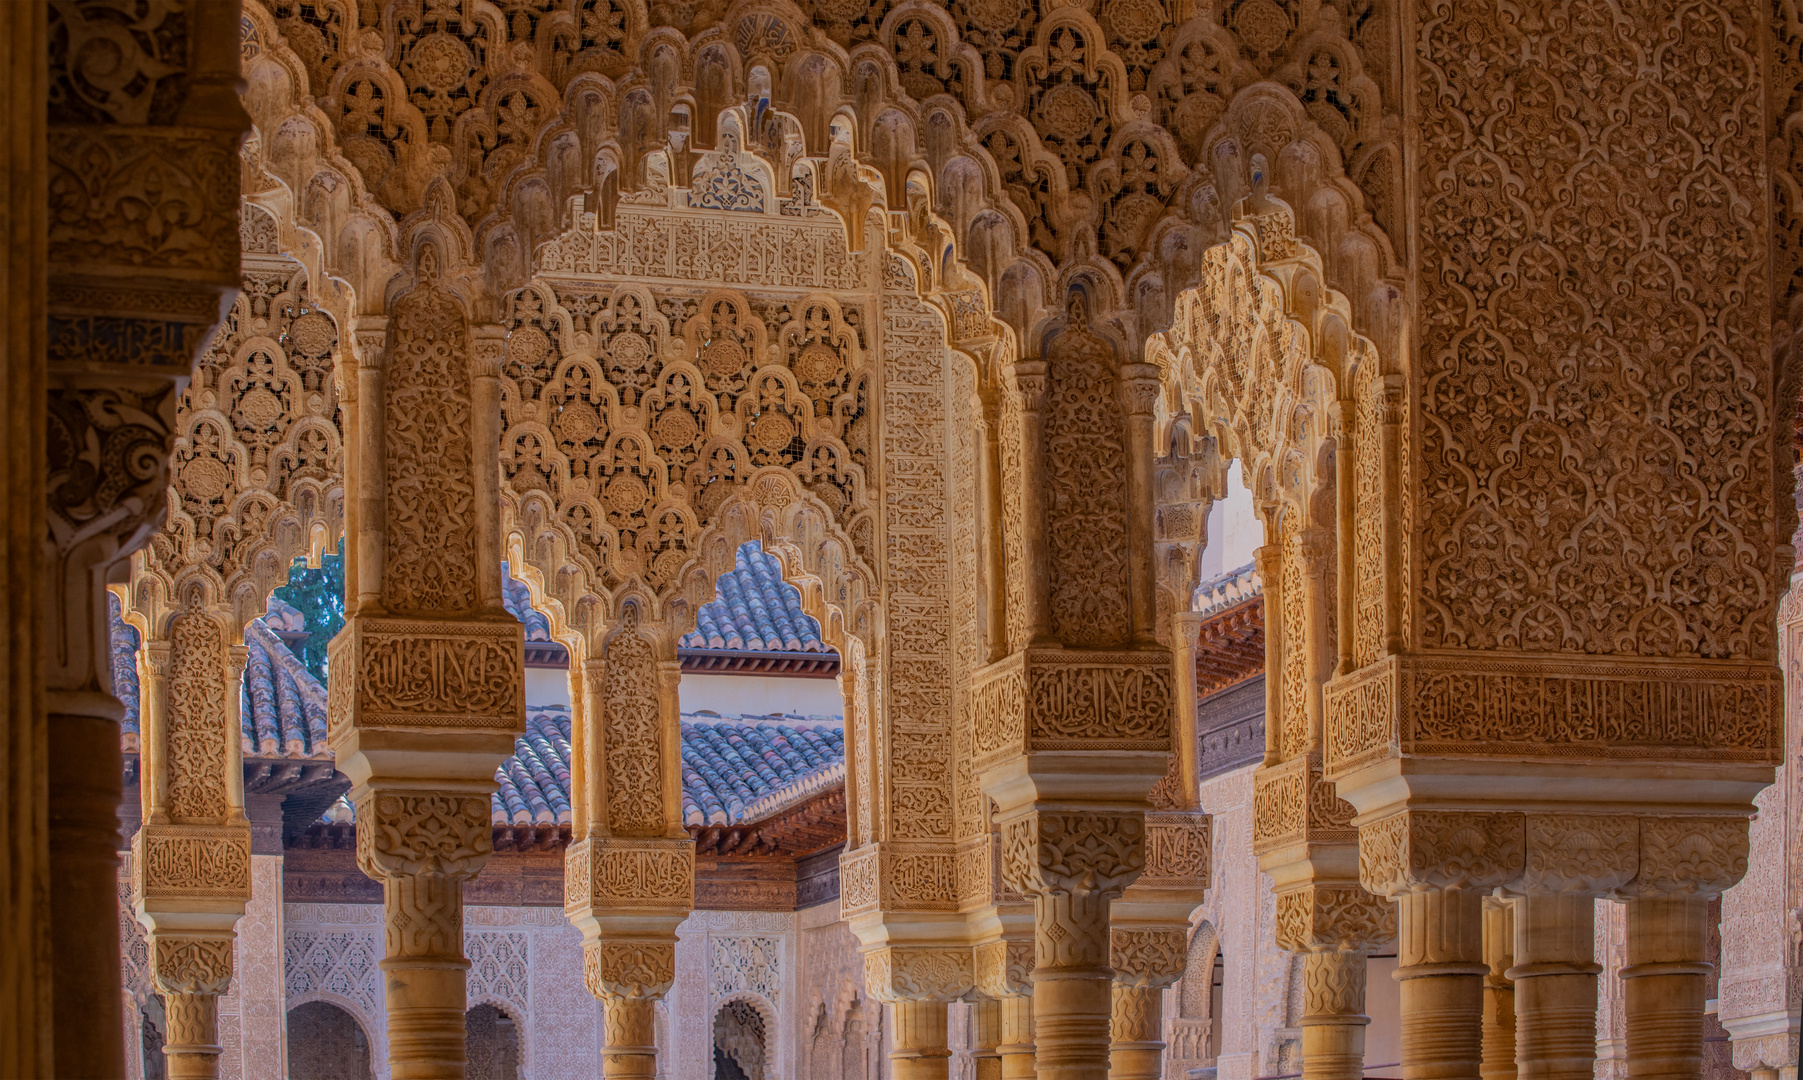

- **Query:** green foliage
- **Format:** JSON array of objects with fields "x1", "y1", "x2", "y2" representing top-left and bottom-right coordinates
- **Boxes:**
[{"x1": 274, "y1": 542, "x2": 344, "y2": 684}]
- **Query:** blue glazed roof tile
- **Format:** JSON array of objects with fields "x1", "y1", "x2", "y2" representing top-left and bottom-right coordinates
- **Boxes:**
[
  {"x1": 501, "y1": 563, "x2": 554, "y2": 642},
  {"x1": 488, "y1": 708, "x2": 844, "y2": 829},
  {"x1": 110, "y1": 595, "x2": 141, "y2": 746},
  {"x1": 680, "y1": 542, "x2": 825, "y2": 654}
]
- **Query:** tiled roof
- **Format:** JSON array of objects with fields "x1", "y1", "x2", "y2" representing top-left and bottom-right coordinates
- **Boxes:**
[
  {"x1": 500, "y1": 564, "x2": 554, "y2": 642},
  {"x1": 242, "y1": 619, "x2": 331, "y2": 757},
  {"x1": 486, "y1": 708, "x2": 844, "y2": 829},
  {"x1": 109, "y1": 595, "x2": 140, "y2": 746},
  {"x1": 1194, "y1": 562, "x2": 1260, "y2": 615},
  {"x1": 680, "y1": 542, "x2": 826, "y2": 653}
]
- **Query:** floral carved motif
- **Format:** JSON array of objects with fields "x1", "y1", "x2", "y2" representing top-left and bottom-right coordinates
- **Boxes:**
[
  {"x1": 383, "y1": 252, "x2": 478, "y2": 614},
  {"x1": 1273, "y1": 885, "x2": 1395, "y2": 953},
  {"x1": 1002, "y1": 810, "x2": 1146, "y2": 969},
  {"x1": 585, "y1": 941, "x2": 676, "y2": 1000},
  {"x1": 1358, "y1": 810, "x2": 1525, "y2": 897},
  {"x1": 164, "y1": 610, "x2": 230, "y2": 821},
  {"x1": 1110, "y1": 929, "x2": 1189, "y2": 989},
  {"x1": 863, "y1": 946, "x2": 974, "y2": 1003},
  {"x1": 151, "y1": 938, "x2": 236, "y2": 997},
  {"x1": 974, "y1": 939, "x2": 1034, "y2": 999},
  {"x1": 603, "y1": 620, "x2": 664, "y2": 835},
  {"x1": 1414, "y1": 0, "x2": 1778, "y2": 661}
]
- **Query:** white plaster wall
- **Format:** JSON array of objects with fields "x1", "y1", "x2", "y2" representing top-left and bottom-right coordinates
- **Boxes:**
[
  {"x1": 222, "y1": 855, "x2": 288, "y2": 1080},
  {"x1": 283, "y1": 903, "x2": 389, "y2": 1079},
  {"x1": 679, "y1": 673, "x2": 843, "y2": 718},
  {"x1": 1187, "y1": 761, "x2": 1299, "y2": 1080},
  {"x1": 1198, "y1": 462, "x2": 1262, "y2": 586},
  {"x1": 668, "y1": 909, "x2": 800, "y2": 1080}
]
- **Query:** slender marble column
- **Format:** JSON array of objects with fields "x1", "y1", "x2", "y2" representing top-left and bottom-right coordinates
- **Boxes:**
[
  {"x1": 1395, "y1": 887, "x2": 1488, "y2": 1080},
  {"x1": 1621, "y1": 896, "x2": 1712, "y2": 1080},
  {"x1": 1301, "y1": 947, "x2": 1370, "y2": 1080},
  {"x1": 998, "y1": 994, "x2": 1036, "y2": 1080},
  {"x1": 1481, "y1": 897, "x2": 1518, "y2": 1080},
  {"x1": 971, "y1": 999, "x2": 1003, "y2": 1080},
  {"x1": 1510, "y1": 892, "x2": 1601, "y2": 1080},
  {"x1": 891, "y1": 1000, "x2": 952, "y2": 1080}
]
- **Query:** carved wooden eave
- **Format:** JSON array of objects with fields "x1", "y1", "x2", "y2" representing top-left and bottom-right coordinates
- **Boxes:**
[{"x1": 1195, "y1": 596, "x2": 1265, "y2": 698}]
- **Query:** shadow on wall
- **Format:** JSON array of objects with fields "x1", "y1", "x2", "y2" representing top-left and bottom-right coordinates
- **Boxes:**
[
  {"x1": 714, "y1": 999, "x2": 768, "y2": 1080},
  {"x1": 287, "y1": 1001, "x2": 374, "y2": 1080},
  {"x1": 466, "y1": 1003, "x2": 522, "y2": 1080}
]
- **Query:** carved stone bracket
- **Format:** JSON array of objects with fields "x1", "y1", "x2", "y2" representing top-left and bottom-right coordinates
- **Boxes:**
[
  {"x1": 564, "y1": 836, "x2": 696, "y2": 917},
  {"x1": 326, "y1": 617, "x2": 525, "y2": 738},
  {"x1": 838, "y1": 841, "x2": 958, "y2": 918},
  {"x1": 1253, "y1": 752, "x2": 1357, "y2": 856},
  {"x1": 864, "y1": 946, "x2": 976, "y2": 1004}
]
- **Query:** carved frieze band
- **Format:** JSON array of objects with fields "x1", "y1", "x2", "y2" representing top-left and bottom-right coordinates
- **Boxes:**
[
  {"x1": 1141, "y1": 811, "x2": 1212, "y2": 888},
  {"x1": 970, "y1": 648, "x2": 1174, "y2": 768},
  {"x1": 1359, "y1": 810, "x2": 1751, "y2": 899},
  {"x1": 132, "y1": 825, "x2": 252, "y2": 903},
  {"x1": 539, "y1": 206, "x2": 870, "y2": 289},
  {"x1": 838, "y1": 843, "x2": 958, "y2": 917},
  {"x1": 326, "y1": 617, "x2": 525, "y2": 736},
  {"x1": 1325, "y1": 654, "x2": 1781, "y2": 778},
  {"x1": 565, "y1": 837, "x2": 695, "y2": 913},
  {"x1": 863, "y1": 946, "x2": 975, "y2": 1004}
]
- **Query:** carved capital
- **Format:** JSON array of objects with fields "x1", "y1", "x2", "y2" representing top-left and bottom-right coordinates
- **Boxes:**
[
  {"x1": 583, "y1": 941, "x2": 676, "y2": 1002},
  {"x1": 863, "y1": 946, "x2": 975, "y2": 1003},
  {"x1": 1117, "y1": 363, "x2": 1162, "y2": 417},
  {"x1": 352, "y1": 317, "x2": 389, "y2": 370},
  {"x1": 1274, "y1": 884, "x2": 1396, "y2": 953},
  {"x1": 1109, "y1": 928, "x2": 1188, "y2": 989},
  {"x1": 974, "y1": 939, "x2": 1034, "y2": 999},
  {"x1": 1359, "y1": 810, "x2": 1525, "y2": 898},
  {"x1": 471, "y1": 324, "x2": 507, "y2": 378},
  {"x1": 355, "y1": 791, "x2": 493, "y2": 883},
  {"x1": 1302, "y1": 947, "x2": 1369, "y2": 1021},
  {"x1": 1003, "y1": 809, "x2": 1145, "y2": 970},
  {"x1": 1622, "y1": 816, "x2": 1751, "y2": 897},
  {"x1": 1003, "y1": 359, "x2": 1049, "y2": 412},
  {"x1": 149, "y1": 935, "x2": 234, "y2": 998},
  {"x1": 1520, "y1": 814, "x2": 1639, "y2": 895}
]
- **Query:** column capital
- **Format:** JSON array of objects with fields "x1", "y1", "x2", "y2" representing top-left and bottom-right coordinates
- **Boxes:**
[
  {"x1": 583, "y1": 940, "x2": 676, "y2": 1001},
  {"x1": 975, "y1": 938, "x2": 1035, "y2": 999},
  {"x1": 1360, "y1": 810, "x2": 1526, "y2": 898},
  {"x1": 863, "y1": 946, "x2": 975, "y2": 1004},
  {"x1": 1274, "y1": 884, "x2": 1396, "y2": 954},
  {"x1": 1617, "y1": 815, "x2": 1751, "y2": 898},
  {"x1": 353, "y1": 789, "x2": 492, "y2": 884},
  {"x1": 1519, "y1": 813, "x2": 1639, "y2": 896},
  {"x1": 1109, "y1": 927, "x2": 1188, "y2": 990}
]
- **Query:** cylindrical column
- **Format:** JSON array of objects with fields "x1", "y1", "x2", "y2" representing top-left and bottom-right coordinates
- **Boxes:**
[
  {"x1": 1395, "y1": 887, "x2": 1488, "y2": 1080},
  {"x1": 1301, "y1": 947, "x2": 1369, "y2": 1080},
  {"x1": 1108, "y1": 985, "x2": 1165, "y2": 1080},
  {"x1": 972, "y1": 999, "x2": 1003, "y2": 1080},
  {"x1": 1510, "y1": 892, "x2": 1600, "y2": 1080},
  {"x1": 1119, "y1": 364, "x2": 1161, "y2": 645},
  {"x1": 162, "y1": 990, "x2": 224, "y2": 1080},
  {"x1": 1005, "y1": 360, "x2": 1052, "y2": 645},
  {"x1": 380, "y1": 871, "x2": 471, "y2": 1079},
  {"x1": 47, "y1": 690, "x2": 125, "y2": 1079},
  {"x1": 1254, "y1": 542, "x2": 1283, "y2": 767},
  {"x1": 1622, "y1": 895, "x2": 1712, "y2": 1080},
  {"x1": 1481, "y1": 896, "x2": 1518, "y2": 1080},
  {"x1": 601, "y1": 995, "x2": 658, "y2": 1079},
  {"x1": 892, "y1": 999, "x2": 952, "y2": 1080},
  {"x1": 999, "y1": 994, "x2": 1037, "y2": 1080},
  {"x1": 1035, "y1": 966, "x2": 1114, "y2": 1080}
]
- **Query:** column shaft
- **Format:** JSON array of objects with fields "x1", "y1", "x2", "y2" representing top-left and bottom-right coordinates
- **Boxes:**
[
  {"x1": 47, "y1": 696, "x2": 123, "y2": 1079},
  {"x1": 1108, "y1": 985, "x2": 1165, "y2": 1080},
  {"x1": 1622, "y1": 895, "x2": 1712, "y2": 1080},
  {"x1": 1481, "y1": 898, "x2": 1517, "y2": 1080},
  {"x1": 1301, "y1": 948, "x2": 1369, "y2": 1080},
  {"x1": 1396, "y1": 887, "x2": 1488, "y2": 1080},
  {"x1": 381, "y1": 872, "x2": 470, "y2": 1080},
  {"x1": 891, "y1": 999, "x2": 952, "y2": 1080},
  {"x1": 601, "y1": 995, "x2": 657, "y2": 1080},
  {"x1": 972, "y1": 999, "x2": 1003, "y2": 1080},
  {"x1": 999, "y1": 994, "x2": 1036, "y2": 1080},
  {"x1": 1510, "y1": 893, "x2": 1600, "y2": 1080},
  {"x1": 161, "y1": 991, "x2": 222, "y2": 1080}
]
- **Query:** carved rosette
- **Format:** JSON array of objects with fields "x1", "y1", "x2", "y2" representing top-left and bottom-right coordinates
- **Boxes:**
[
  {"x1": 1001, "y1": 809, "x2": 1147, "y2": 970},
  {"x1": 970, "y1": 648, "x2": 1174, "y2": 768},
  {"x1": 863, "y1": 946, "x2": 976, "y2": 1003},
  {"x1": 1325, "y1": 655, "x2": 1782, "y2": 780}
]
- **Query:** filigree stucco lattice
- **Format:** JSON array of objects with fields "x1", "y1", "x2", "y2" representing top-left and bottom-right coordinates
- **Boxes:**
[{"x1": 1415, "y1": 0, "x2": 1778, "y2": 659}]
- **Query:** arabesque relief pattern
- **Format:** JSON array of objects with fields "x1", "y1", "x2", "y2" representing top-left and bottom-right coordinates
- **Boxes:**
[{"x1": 42, "y1": 0, "x2": 1777, "y2": 1078}]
